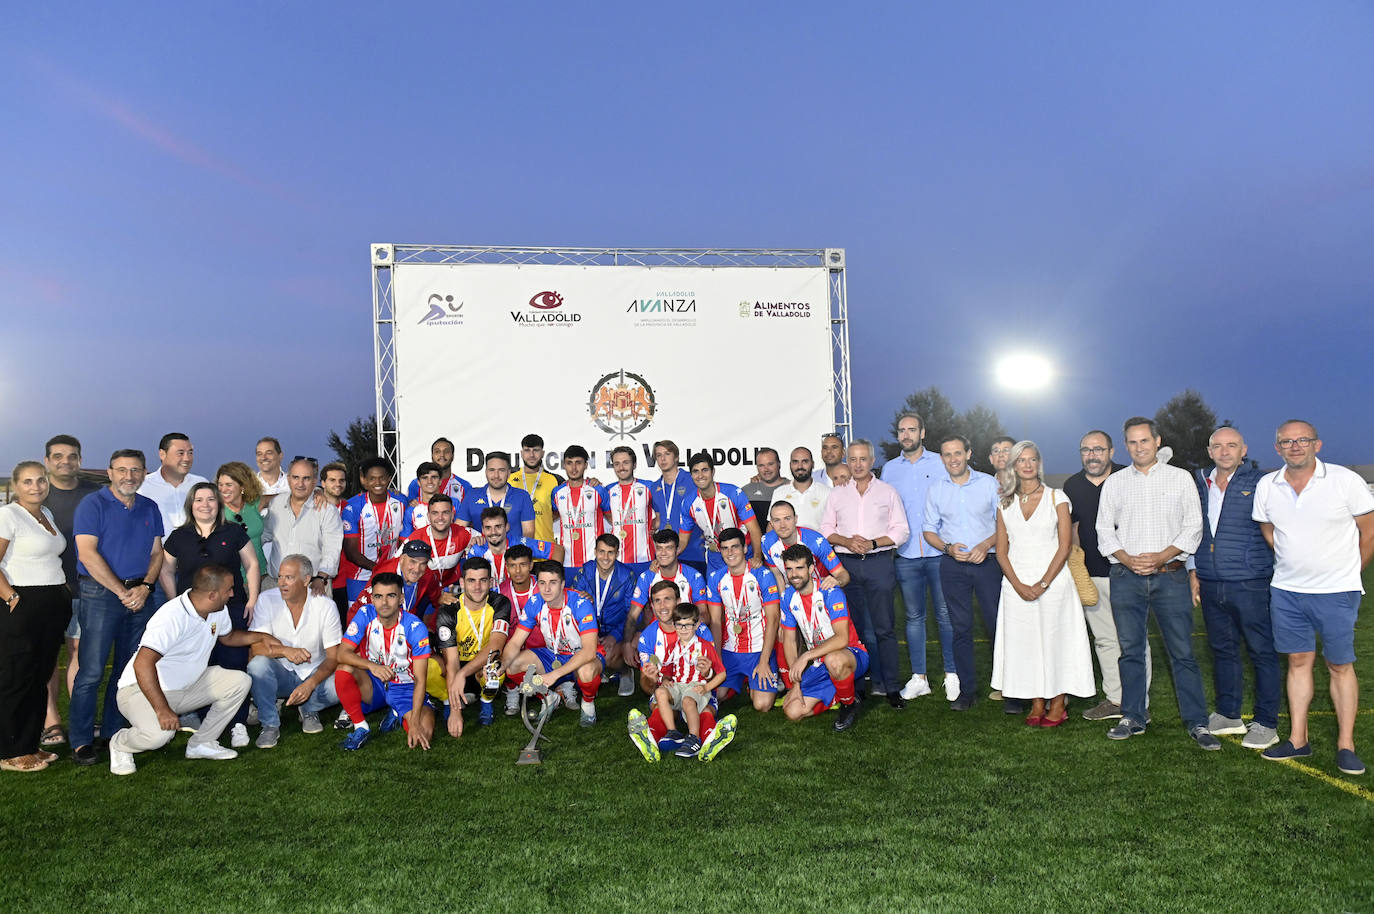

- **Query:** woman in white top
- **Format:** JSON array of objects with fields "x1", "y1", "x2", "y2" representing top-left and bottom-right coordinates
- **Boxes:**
[
  {"x1": 0, "y1": 461, "x2": 70, "y2": 772},
  {"x1": 990, "y1": 442, "x2": 1095, "y2": 728}
]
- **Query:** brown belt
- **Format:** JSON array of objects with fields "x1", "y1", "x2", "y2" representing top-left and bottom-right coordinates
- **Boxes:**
[{"x1": 1158, "y1": 560, "x2": 1185, "y2": 573}]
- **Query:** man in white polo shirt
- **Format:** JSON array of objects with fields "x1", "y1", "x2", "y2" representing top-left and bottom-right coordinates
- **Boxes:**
[
  {"x1": 137, "y1": 432, "x2": 208, "y2": 543},
  {"x1": 108, "y1": 565, "x2": 290, "y2": 775},
  {"x1": 770, "y1": 446, "x2": 832, "y2": 532},
  {"x1": 1253, "y1": 419, "x2": 1374, "y2": 775},
  {"x1": 245, "y1": 555, "x2": 342, "y2": 748}
]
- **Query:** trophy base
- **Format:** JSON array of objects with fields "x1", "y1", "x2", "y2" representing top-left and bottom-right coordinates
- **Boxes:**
[{"x1": 516, "y1": 747, "x2": 543, "y2": 765}]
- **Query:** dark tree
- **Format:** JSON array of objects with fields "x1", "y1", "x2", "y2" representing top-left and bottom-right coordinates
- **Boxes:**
[
  {"x1": 327, "y1": 414, "x2": 379, "y2": 494},
  {"x1": 880, "y1": 387, "x2": 1006, "y2": 471},
  {"x1": 1154, "y1": 390, "x2": 1218, "y2": 473},
  {"x1": 880, "y1": 387, "x2": 958, "y2": 460},
  {"x1": 961, "y1": 404, "x2": 1010, "y2": 474}
]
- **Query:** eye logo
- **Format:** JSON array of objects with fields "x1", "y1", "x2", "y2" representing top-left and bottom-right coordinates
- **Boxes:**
[{"x1": 529, "y1": 291, "x2": 564, "y2": 310}]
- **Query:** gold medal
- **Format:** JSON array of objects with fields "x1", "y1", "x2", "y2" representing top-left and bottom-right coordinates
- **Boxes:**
[
  {"x1": 551, "y1": 660, "x2": 562, "y2": 670},
  {"x1": 571, "y1": 530, "x2": 580, "y2": 542},
  {"x1": 732, "y1": 622, "x2": 743, "y2": 634}
]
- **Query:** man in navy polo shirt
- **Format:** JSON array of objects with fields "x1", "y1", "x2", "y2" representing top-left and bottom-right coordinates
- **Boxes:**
[{"x1": 70, "y1": 449, "x2": 165, "y2": 766}]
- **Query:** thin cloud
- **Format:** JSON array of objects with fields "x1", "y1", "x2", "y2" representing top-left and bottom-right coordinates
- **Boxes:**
[{"x1": 24, "y1": 51, "x2": 316, "y2": 211}]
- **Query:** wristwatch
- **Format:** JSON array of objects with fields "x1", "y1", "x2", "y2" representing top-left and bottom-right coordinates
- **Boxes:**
[{"x1": 1037, "y1": 581, "x2": 1049, "y2": 590}]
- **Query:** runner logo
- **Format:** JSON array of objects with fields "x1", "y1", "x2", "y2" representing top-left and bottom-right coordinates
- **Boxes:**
[{"x1": 418, "y1": 293, "x2": 464, "y2": 326}]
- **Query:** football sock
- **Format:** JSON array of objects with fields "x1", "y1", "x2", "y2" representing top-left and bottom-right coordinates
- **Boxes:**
[
  {"x1": 700, "y1": 709, "x2": 717, "y2": 741},
  {"x1": 335, "y1": 671, "x2": 366, "y2": 725},
  {"x1": 834, "y1": 672, "x2": 856, "y2": 706},
  {"x1": 578, "y1": 677, "x2": 598, "y2": 703}
]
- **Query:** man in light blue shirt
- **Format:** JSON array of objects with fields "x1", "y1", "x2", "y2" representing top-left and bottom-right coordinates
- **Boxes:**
[
  {"x1": 922, "y1": 435, "x2": 1019, "y2": 712},
  {"x1": 881, "y1": 412, "x2": 956, "y2": 702}
]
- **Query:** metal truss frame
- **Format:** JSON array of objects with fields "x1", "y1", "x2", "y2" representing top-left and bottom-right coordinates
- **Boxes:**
[{"x1": 370, "y1": 244, "x2": 851, "y2": 468}]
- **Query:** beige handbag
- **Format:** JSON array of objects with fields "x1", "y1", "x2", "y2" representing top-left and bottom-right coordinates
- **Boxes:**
[{"x1": 1051, "y1": 489, "x2": 1099, "y2": 606}]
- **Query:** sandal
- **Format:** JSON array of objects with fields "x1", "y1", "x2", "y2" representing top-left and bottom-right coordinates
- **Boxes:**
[
  {"x1": 1, "y1": 755, "x2": 50, "y2": 773},
  {"x1": 40, "y1": 725, "x2": 67, "y2": 748}
]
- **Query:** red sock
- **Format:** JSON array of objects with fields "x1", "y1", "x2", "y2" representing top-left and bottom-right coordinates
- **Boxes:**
[
  {"x1": 335, "y1": 671, "x2": 365, "y2": 723},
  {"x1": 699, "y1": 709, "x2": 716, "y2": 741},
  {"x1": 833, "y1": 672, "x2": 856, "y2": 706},
  {"x1": 775, "y1": 644, "x2": 793, "y2": 689},
  {"x1": 718, "y1": 687, "x2": 737, "y2": 702},
  {"x1": 578, "y1": 677, "x2": 598, "y2": 704},
  {"x1": 648, "y1": 714, "x2": 668, "y2": 741},
  {"x1": 810, "y1": 700, "x2": 829, "y2": 717},
  {"x1": 505, "y1": 670, "x2": 525, "y2": 688}
]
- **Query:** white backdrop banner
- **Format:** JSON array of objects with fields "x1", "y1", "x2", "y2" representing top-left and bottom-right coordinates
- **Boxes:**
[{"x1": 392, "y1": 264, "x2": 835, "y2": 486}]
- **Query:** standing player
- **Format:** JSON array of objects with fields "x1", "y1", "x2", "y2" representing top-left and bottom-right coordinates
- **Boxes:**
[
  {"x1": 499, "y1": 560, "x2": 603, "y2": 726},
  {"x1": 406, "y1": 437, "x2": 473, "y2": 506},
  {"x1": 509, "y1": 434, "x2": 564, "y2": 543},
  {"x1": 778, "y1": 544, "x2": 866, "y2": 732},
  {"x1": 459, "y1": 452, "x2": 536, "y2": 539},
  {"x1": 623, "y1": 529, "x2": 709, "y2": 663},
  {"x1": 762, "y1": 501, "x2": 849, "y2": 590},
  {"x1": 551, "y1": 446, "x2": 606, "y2": 584},
  {"x1": 682, "y1": 453, "x2": 763, "y2": 575},
  {"x1": 340, "y1": 457, "x2": 411, "y2": 604},
  {"x1": 430, "y1": 557, "x2": 513, "y2": 734},
  {"x1": 600, "y1": 445, "x2": 658, "y2": 577},
  {"x1": 468, "y1": 507, "x2": 559, "y2": 587},
  {"x1": 405, "y1": 462, "x2": 444, "y2": 532},
  {"x1": 705, "y1": 528, "x2": 781, "y2": 712},
  {"x1": 334, "y1": 572, "x2": 435, "y2": 750},
  {"x1": 570, "y1": 534, "x2": 638, "y2": 697},
  {"x1": 402, "y1": 494, "x2": 474, "y2": 588}
]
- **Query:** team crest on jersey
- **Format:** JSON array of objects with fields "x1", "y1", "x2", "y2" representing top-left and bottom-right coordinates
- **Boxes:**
[
  {"x1": 588, "y1": 369, "x2": 656, "y2": 439},
  {"x1": 345, "y1": 622, "x2": 359, "y2": 637},
  {"x1": 438, "y1": 625, "x2": 453, "y2": 642}
]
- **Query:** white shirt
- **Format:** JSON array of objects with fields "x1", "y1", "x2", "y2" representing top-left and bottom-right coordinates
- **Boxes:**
[
  {"x1": 770, "y1": 479, "x2": 832, "y2": 531},
  {"x1": 262, "y1": 497, "x2": 344, "y2": 577},
  {"x1": 1096, "y1": 460, "x2": 1202, "y2": 561},
  {"x1": 256, "y1": 471, "x2": 290, "y2": 499},
  {"x1": 1253, "y1": 459, "x2": 1374, "y2": 594},
  {"x1": 137, "y1": 469, "x2": 209, "y2": 536},
  {"x1": 250, "y1": 588, "x2": 342, "y2": 679},
  {"x1": 117, "y1": 592, "x2": 231, "y2": 692},
  {"x1": 0, "y1": 503, "x2": 66, "y2": 586}
]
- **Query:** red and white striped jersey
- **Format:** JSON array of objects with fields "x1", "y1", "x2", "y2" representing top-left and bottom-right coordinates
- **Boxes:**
[
  {"x1": 706, "y1": 567, "x2": 780, "y2": 653},
  {"x1": 551, "y1": 482, "x2": 605, "y2": 569},
  {"x1": 661, "y1": 633, "x2": 724, "y2": 684},
  {"x1": 600, "y1": 479, "x2": 655, "y2": 565}
]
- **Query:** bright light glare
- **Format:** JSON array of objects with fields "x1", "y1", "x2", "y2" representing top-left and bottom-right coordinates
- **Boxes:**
[{"x1": 994, "y1": 352, "x2": 1054, "y2": 393}]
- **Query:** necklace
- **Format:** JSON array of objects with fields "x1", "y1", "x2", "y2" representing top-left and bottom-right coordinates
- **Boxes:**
[{"x1": 1019, "y1": 483, "x2": 1043, "y2": 504}]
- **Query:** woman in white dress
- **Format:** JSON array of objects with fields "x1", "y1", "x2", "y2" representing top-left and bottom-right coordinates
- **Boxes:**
[{"x1": 990, "y1": 442, "x2": 1095, "y2": 727}]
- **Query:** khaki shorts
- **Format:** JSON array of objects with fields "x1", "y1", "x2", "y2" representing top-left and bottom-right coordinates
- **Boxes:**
[{"x1": 661, "y1": 680, "x2": 711, "y2": 712}]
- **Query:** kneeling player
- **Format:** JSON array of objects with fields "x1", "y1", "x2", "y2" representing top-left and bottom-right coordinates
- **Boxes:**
[
  {"x1": 430, "y1": 557, "x2": 513, "y2": 736},
  {"x1": 706, "y1": 528, "x2": 781, "y2": 712},
  {"x1": 778, "y1": 545, "x2": 866, "y2": 732},
  {"x1": 334, "y1": 573, "x2": 436, "y2": 750},
  {"x1": 499, "y1": 560, "x2": 603, "y2": 726}
]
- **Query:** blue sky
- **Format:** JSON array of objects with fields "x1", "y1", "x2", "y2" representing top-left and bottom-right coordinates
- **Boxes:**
[{"x1": 4, "y1": 2, "x2": 1371, "y2": 478}]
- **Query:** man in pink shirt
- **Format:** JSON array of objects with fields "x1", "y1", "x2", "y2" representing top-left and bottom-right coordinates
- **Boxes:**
[{"x1": 821, "y1": 439, "x2": 910, "y2": 707}]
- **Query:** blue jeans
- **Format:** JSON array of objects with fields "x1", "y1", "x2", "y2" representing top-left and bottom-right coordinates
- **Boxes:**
[
  {"x1": 1109, "y1": 566, "x2": 1208, "y2": 730},
  {"x1": 245, "y1": 655, "x2": 338, "y2": 727},
  {"x1": 895, "y1": 555, "x2": 955, "y2": 677},
  {"x1": 70, "y1": 579, "x2": 157, "y2": 748},
  {"x1": 1198, "y1": 577, "x2": 1279, "y2": 728}
]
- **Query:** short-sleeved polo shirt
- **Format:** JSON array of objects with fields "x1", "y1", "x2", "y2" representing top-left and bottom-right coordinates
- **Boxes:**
[
  {"x1": 73, "y1": 487, "x2": 164, "y2": 580},
  {"x1": 1253, "y1": 460, "x2": 1374, "y2": 593}
]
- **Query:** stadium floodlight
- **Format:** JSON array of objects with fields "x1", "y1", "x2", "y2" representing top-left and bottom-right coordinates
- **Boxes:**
[{"x1": 994, "y1": 351, "x2": 1054, "y2": 394}]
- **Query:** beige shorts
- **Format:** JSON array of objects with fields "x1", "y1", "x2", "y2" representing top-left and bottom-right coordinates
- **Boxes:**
[{"x1": 660, "y1": 680, "x2": 711, "y2": 712}]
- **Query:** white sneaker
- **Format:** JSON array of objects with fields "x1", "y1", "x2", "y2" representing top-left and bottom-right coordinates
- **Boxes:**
[
  {"x1": 900, "y1": 674, "x2": 932, "y2": 700},
  {"x1": 943, "y1": 673, "x2": 960, "y2": 702},
  {"x1": 109, "y1": 742, "x2": 136, "y2": 776},
  {"x1": 617, "y1": 675, "x2": 636, "y2": 697},
  {"x1": 185, "y1": 741, "x2": 238, "y2": 761},
  {"x1": 230, "y1": 723, "x2": 250, "y2": 748},
  {"x1": 504, "y1": 688, "x2": 520, "y2": 716},
  {"x1": 579, "y1": 700, "x2": 597, "y2": 727}
]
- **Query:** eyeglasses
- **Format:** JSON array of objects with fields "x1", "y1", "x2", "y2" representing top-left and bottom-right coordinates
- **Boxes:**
[
  {"x1": 673, "y1": 621, "x2": 697, "y2": 629},
  {"x1": 1277, "y1": 438, "x2": 1316, "y2": 449},
  {"x1": 293, "y1": 455, "x2": 318, "y2": 466},
  {"x1": 1079, "y1": 447, "x2": 1108, "y2": 456}
]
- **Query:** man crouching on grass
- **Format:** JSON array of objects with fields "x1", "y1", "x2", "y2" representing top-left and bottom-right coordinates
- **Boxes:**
[
  {"x1": 108, "y1": 565, "x2": 291, "y2": 775},
  {"x1": 333, "y1": 573, "x2": 436, "y2": 751},
  {"x1": 779, "y1": 545, "x2": 867, "y2": 732}
]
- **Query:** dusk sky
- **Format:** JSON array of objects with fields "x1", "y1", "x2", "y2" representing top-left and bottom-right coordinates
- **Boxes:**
[{"x1": 4, "y1": 3, "x2": 1372, "y2": 480}]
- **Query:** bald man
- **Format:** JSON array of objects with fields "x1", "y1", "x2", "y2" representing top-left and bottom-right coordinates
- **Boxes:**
[{"x1": 1188, "y1": 427, "x2": 1279, "y2": 750}]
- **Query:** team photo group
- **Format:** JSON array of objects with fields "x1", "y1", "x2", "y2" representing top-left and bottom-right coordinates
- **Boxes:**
[{"x1": 0, "y1": 414, "x2": 1369, "y2": 778}]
